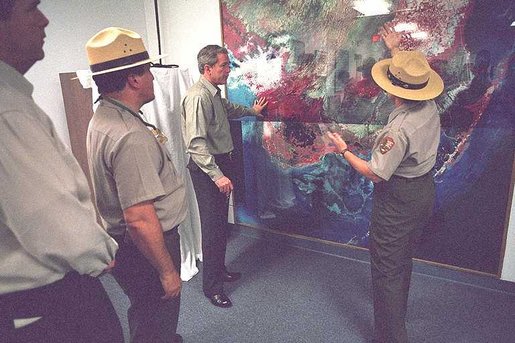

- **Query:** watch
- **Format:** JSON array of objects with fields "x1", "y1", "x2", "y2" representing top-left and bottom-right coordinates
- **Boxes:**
[{"x1": 340, "y1": 148, "x2": 350, "y2": 158}]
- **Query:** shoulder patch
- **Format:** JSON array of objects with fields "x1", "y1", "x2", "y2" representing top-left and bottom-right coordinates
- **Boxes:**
[{"x1": 379, "y1": 136, "x2": 395, "y2": 154}]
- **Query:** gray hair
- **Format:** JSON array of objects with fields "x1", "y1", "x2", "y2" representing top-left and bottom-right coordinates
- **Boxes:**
[{"x1": 197, "y1": 45, "x2": 228, "y2": 74}]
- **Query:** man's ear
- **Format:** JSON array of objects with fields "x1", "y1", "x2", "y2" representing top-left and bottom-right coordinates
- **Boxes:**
[{"x1": 126, "y1": 73, "x2": 140, "y2": 89}]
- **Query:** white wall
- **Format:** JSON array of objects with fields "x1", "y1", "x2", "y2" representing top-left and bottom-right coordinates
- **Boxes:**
[
  {"x1": 157, "y1": 0, "x2": 223, "y2": 81},
  {"x1": 26, "y1": 0, "x2": 515, "y2": 282},
  {"x1": 501, "y1": 189, "x2": 515, "y2": 282}
]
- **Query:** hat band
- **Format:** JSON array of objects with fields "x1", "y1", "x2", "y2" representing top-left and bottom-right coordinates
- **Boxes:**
[
  {"x1": 90, "y1": 51, "x2": 149, "y2": 73},
  {"x1": 387, "y1": 68, "x2": 428, "y2": 90}
]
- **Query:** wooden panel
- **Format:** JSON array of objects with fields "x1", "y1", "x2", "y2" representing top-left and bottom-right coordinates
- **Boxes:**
[{"x1": 59, "y1": 72, "x2": 101, "y2": 224}]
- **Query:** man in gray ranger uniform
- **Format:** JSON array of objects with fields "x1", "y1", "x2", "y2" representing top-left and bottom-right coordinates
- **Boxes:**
[
  {"x1": 0, "y1": 1, "x2": 122, "y2": 342},
  {"x1": 326, "y1": 26, "x2": 444, "y2": 343},
  {"x1": 85, "y1": 27, "x2": 188, "y2": 343}
]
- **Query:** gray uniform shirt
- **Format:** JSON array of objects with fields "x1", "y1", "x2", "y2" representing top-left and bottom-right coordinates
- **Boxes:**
[
  {"x1": 87, "y1": 99, "x2": 188, "y2": 236},
  {"x1": 181, "y1": 76, "x2": 257, "y2": 181},
  {"x1": 368, "y1": 100, "x2": 440, "y2": 180},
  {"x1": 0, "y1": 61, "x2": 117, "y2": 294}
]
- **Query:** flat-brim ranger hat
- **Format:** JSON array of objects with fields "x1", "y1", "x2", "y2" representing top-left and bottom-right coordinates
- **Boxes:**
[
  {"x1": 86, "y1": 27, "x2": 166, "y2": 76},
  {"x1": 371, "y1": 50, "x2": 444, "y2": 101}
]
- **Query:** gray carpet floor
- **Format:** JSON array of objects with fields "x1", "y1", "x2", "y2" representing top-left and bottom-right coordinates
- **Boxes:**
[{"x1": 101, "y1": 227, "x2": 515, "y2": 343}]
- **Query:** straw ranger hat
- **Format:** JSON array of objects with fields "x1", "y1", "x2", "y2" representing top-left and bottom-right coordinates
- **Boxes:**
[
  {"x1": 86, "y1": 27, "x2": 166, "y2": 76},
  {"x1": 371, "y1": 50, "x2": 444, "y2": 101}
]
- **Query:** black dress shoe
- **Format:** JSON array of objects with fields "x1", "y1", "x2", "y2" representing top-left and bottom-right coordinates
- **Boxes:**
[
  {"x1": 208, "y1": 293, "x2": 232, "y2": 308},
  {"x1": 222, "y1": 271, "x2": 241, "y2": 282}
]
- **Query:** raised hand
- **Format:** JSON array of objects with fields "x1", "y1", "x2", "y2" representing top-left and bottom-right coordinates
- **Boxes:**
[
  {"x1": 326, "y1": 131, "x2": 348, "y2": 153},
  {"x1": 379, "y1": 23, "x2": 409, "y2": 55},
  {"x1": 252, "y1": 97, "x2": 268, "y2": 116}
]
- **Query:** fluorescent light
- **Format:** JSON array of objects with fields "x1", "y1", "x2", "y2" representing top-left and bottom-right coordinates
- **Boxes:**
[
  {"x1": 394, "y1": 22, "x2": 428, "y2": 40},
  {"x1": 410, "y1": 31, "x2": 428, "y2": 40},
  {"x1": 353, "y1": 0, "x2": 391, "y2": 17},
  {"x1": 394, "y1": 22, "x2": 418, "y2": 32}
]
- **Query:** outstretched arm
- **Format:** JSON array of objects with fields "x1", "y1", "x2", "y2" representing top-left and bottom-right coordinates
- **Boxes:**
[
  {"x1": 223, "y1": 96, "x2": 268, "y2": 119},
  {"x1": 252, "y1": 97, "x2": 268, "y2": 118},
  {"x1": 326, "y1": 132, "x2": 383, "y2": 183},
  {"x1": 379, "y1": 23, "x2": 408, "y2": 56}
]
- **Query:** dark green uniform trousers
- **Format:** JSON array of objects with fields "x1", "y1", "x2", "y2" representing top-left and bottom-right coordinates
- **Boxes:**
[{"x1": 369, "y1": 173, "x2": 435, "y2": 343}]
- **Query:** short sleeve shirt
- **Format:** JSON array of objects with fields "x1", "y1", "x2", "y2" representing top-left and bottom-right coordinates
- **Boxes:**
[
  {"x1": 367, "y1": 100, "x2": 440, "y2": 180},
  {"x1": 87, "y1": 99, "x2": 188, "y2": 235},
  {"x1": 0, "y1": 61, "x2": 117, "y2": 293}
]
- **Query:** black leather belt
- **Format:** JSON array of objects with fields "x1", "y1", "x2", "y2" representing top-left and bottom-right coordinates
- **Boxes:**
[{"x1": 391, "y1": 171, "x2": 432, "y2": 181}]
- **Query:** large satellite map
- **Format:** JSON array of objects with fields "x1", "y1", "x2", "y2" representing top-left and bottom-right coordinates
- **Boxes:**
[{"x1": 221, "y1": 0, "x2": 514, "y2": 273}]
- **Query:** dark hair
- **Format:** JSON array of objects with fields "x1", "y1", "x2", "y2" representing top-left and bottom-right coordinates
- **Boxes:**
[
  {"x1": 399, "y1": 98, "x2": 421, "y2": 106},
  {"x1": 197, "y1": 45, "x2": 228, "y2": 74},
  {"x1": 0, "y1": 0, "x2": 16, "y2": 21},
  {"x1": 92, "y1": 64, "x2": 147, "y2": 94}
]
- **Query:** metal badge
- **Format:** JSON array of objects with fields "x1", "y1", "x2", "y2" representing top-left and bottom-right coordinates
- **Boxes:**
[{"x1": 151, "y1": 128, "x2": 168, "y2": 144}]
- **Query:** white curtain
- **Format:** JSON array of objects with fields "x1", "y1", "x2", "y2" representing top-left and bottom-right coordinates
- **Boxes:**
[{"x1": 141, "y1": 67, "x2": 202, "y2": 281}]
